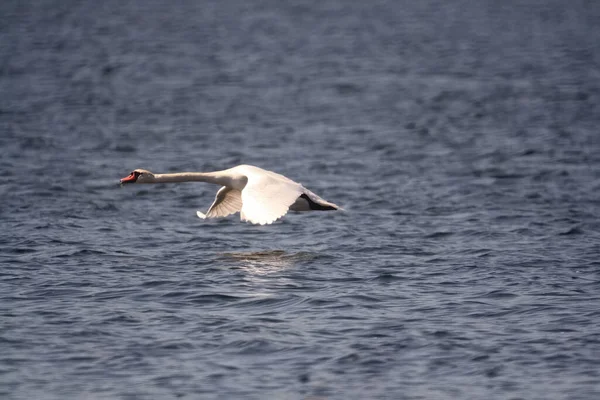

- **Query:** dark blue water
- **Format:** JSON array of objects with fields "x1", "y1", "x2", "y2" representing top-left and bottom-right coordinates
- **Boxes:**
[{"x1": 2, "y1": 0, "x2": 600, "y2": 398}]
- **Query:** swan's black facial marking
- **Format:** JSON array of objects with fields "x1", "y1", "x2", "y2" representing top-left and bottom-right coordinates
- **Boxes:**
[{"x1": 120, "y1": 171, "x2": 141, "y2": 184}]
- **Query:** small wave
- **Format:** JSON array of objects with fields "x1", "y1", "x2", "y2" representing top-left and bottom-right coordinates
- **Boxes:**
[
  {"x1": 478, "y1": 290, "x2": 518, "y2": 299},
  {"x1": 425, "y1": 231, "x2": 454, "y2": 239},
  {"x1": 54, "y1": 249, "x2": 106, "y2": 258},
  {"x1": 559, "y1": 226, "x2": 583, "y2": 235},
  {"x1": 233, "y1": 294, "x2": 306, "y2": 310},
  {"x1": 370, "y1": 273, "x2": 403, "y2": 282},
  {"x1": 8, "y1": 247, "x2": 37, "y2": 254},
  {"x1": 184, "y1": 293, "x2": 243, "y2": 305}
]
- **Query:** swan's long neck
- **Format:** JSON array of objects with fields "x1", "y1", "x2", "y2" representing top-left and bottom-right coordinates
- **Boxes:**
[{"x1": 153, "y1": 171, "x2": 232, "y2": 186}]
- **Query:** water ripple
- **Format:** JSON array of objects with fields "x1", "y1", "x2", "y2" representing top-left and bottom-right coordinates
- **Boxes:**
[{"x1": 1, "y1": 0, "x2": 600, "y2": 399}]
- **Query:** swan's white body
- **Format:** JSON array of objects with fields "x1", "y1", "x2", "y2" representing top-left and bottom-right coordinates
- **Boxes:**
[{"x1": 120, "y1": 164, "x2": 341, "y2": 225}]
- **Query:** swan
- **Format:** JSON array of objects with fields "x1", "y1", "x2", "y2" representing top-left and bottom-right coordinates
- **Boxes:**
[{"x1": 120, "y1": 164, "x2": 341, "y2": 225}]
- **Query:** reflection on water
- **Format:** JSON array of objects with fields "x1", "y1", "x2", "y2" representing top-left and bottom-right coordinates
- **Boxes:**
[{"x1": 218, "y1": 250, "x2": 319, "y2": 275}]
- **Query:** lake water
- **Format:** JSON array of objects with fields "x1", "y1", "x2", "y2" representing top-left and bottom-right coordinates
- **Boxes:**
[{"x1": 1, "y1": 0, "x2": 600, "y2": 399}]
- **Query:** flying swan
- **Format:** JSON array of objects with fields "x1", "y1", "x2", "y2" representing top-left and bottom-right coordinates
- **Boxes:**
[{"x1": 120, "y1": 164, "x2": 342, "y2": 225}]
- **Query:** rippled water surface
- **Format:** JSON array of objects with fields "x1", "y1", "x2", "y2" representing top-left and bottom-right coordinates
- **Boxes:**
[{"x1": 1, "y1": 0, "x2": 600, "y2": 399}]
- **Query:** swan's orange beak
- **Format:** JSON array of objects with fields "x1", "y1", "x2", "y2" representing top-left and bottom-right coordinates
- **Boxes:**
[{"x1": 120, "y1": 172, "x2": 138, "y2": 184}]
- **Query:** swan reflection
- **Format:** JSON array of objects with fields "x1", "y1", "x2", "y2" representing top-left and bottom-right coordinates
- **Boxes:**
[{"x1": 218, "y1": 250, "x2": 318, "y2": 275}]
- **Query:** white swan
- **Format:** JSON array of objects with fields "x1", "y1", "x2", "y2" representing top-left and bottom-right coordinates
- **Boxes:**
[{"x1": 120, "y1": 164, "x2": 341, "y2": 225}]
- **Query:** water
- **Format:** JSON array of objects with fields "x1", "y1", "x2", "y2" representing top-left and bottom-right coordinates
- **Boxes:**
[{"x1": 1, "y1": 0, "x2": 600, "y2": 398}]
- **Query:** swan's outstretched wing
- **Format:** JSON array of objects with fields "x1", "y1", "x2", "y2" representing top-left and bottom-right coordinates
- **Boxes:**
[
  {"x1": 197, "y1": 186, "x2": 242, "y2": 220},
  {"x1": 240, "y1": 172, "x2": 303, "y2": 225}
]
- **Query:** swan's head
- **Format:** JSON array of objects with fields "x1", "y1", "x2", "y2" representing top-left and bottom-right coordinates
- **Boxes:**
[{"x1": 120, "y1": 169, "x2": 155, "y2": 184}]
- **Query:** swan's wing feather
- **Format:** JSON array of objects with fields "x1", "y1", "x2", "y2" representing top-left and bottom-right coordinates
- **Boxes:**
[
  {"x1": 302, "y1": 188, "x2": 343, "y2": 210},
  {"x1": 199, "y1": 186, "x2": 243, "y2": 219},
  {"x1": 240, "y1": 173, "x2": 303, "y2": 225}
]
